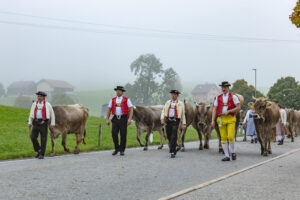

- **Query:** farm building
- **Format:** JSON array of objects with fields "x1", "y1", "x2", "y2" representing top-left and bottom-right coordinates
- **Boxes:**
[
  {"x1": 36, "y1": 79, "x2": 74, "y2": 96},
  {"x1": 191, "y1": 83, "x2": 219, "y2": 104},
  {"x1": 6, "y1": 81, "x2": 37, "y2": 96}
]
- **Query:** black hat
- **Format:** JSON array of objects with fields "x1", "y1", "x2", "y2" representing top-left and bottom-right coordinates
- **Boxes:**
[
  {"x1": 219, "y1": 81, "x2": 231, "y2": 87},
  {"x1": 114, "y1": 86, "x2": 126, "y2": 92},
  {"x1": 170, "y1": 90, "x2": 181, "y2": 94},
  {"x1": 35, "y1": 91, "x2": 47, "y2": 96}
]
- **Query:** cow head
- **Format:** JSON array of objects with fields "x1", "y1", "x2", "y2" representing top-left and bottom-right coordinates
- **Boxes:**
[
  {"x1": 195, "y1": 103, "x2": 211, "y2": 130},
  {"x1": 250, "y1": 97, "x2": 272, "y2": 121}
]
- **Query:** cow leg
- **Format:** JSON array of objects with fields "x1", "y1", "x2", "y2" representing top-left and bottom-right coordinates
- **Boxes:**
[
  {"x1": 243, "y1": 127, "x2": 247, "y2": 142},
  {"x1": 289, "y1": 127, "x2": 294, "y2": 142},
  {"x1": 144, "y1": 130, "x2": 151, "y2": 151},
  {"x1": 203, "y1": 130, "x2": 210, "y2": 149},
  {"x1": 195, "y1": 127, "x2": 203, "y2": 150},
  {"x1": 180, "y1": 129, "x2": 187, "y2": 152},
  {"x1": 158, "y1": 129, "x2": 164, "y2": 149},
  {"x1": 215, "y1": 127, "x2": 223, "y2": 153},
  {"x1": 136, "y1": 128, "x2": 145, "y2": 147},
  {"x1": 268, "y1": 140, "x2": 272, "y2": 154},
  {"x1": 263, "y1": 136, "x2": 268, "y2": 156},
  {"x1": 74, "y1": 133, "x2": 82, "y2": 154},
  {"x1": 50, "y1": 130, "x2": 56, "y2": 157},
  {"x1": 62, "y1": 133, "x2": 70, "y2": 152}
]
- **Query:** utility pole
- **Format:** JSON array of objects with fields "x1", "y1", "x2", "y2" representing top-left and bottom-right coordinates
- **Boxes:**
[{"x1": 252, "y1": 68, "x2": 257, "y2": 98}]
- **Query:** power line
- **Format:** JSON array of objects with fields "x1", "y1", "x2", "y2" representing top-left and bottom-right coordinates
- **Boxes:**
[{"x1": 0, "y1": 11, "x2": 299, "y2": 43}]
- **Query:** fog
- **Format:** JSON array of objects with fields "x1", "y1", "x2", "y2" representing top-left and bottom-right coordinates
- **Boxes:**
[{"x1": 0, "y1": 0, "x2": 299, "y2": 91}]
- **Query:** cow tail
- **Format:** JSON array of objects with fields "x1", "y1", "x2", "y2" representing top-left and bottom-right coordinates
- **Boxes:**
[{"x1": 82, "y1": 129, "x2": 87, "y2": 144}]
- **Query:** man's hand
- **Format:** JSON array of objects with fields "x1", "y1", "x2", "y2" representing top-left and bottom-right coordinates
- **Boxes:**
[
  {"x1": 106, "y1": 119, "x2": 110, "y2": 126},
  {"x1": 211, "y1": 121, "x2": 215, "y2": 128},
  {"x1": 181, "y1": 124, "x2": 186, "y2": 130},
  {"x1": 223, "y1": 110, "x2": 230, "y2": 116},
  {"x1": 161, "y1": 119, "x2": 165, "y2": 125},
  {"x1": 127, "y1": 118, "x2": 132, "y2": 126},
  {"x1": 28, "y1": 124, "x2": 32, "y2": 129},
  {"x1": 50, "y1": 125, "x2": 55, "y2": 129}
]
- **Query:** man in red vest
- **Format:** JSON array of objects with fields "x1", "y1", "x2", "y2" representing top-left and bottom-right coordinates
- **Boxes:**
[
  {"x1": 106, "y1": 86, "x2": 134, "y2": 156},
  {"x1": 28, "y1": 91, "x2": 55, "y2": 159},
  {"x1": 211, "y1": 82, "x2": 240, "y2": 161}
]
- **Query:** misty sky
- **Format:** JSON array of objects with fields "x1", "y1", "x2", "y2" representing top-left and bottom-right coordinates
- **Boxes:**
[{"x1": 0, "y1": 0, "x2": 299, "y2": 92}]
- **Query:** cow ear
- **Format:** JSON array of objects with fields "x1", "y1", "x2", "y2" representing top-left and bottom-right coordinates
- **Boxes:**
[
  {"x1": 205, "y1": 105, "x2": 210, "y2": 111},
  {"x1": 266, "y1": 102, "x2": 272, "y2": 109}
]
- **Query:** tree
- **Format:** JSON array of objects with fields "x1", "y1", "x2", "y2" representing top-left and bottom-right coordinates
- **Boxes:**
[
  {"x1": 231, "y1": 79, "x2": 264, "y2": 110},
  {"x1": 14, "y1": 96, "x2": 33, "y2": 109},
  {"x1": 127, "y1": 54, "x2": 163, "y2": 105},
  {"x1": 267, "y1": 77, "x2": 300, "y2": 109},
  {"x1": 51, "y1": 94, "x2": 75, "y2": 106},
  {"x1": 290, "y1": 0, "x2": 300, "y2": 28},
  {"x1": 158, "y1": 67, "x2": 182, "y2": 104},
  {"x1": 0, "y1": 83, "x2": 5, "y2": 97}
]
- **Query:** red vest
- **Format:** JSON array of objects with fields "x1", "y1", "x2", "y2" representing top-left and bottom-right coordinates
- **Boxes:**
[
  {"x1": 217, "y1": 93, "x2": 236, "y2": 116},
  {"x1": 34, "y1": 100, "x2": 47, "y2": 120},
  {"x1": 167, "y1": 100, "x2": 178, "y2": 118},
  {"x1": 111, "y1": 96, "x2": 129, "y2": 115}
]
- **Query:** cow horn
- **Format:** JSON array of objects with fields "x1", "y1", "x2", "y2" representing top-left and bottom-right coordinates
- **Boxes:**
[{"x1": 252, "y1": 96, "x2": 257, "y2": 101}]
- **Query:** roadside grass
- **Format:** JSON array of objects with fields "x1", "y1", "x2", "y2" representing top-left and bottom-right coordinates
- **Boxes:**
[{"x1": 0, "y1": 105, "x2": 243, "y2": 160}]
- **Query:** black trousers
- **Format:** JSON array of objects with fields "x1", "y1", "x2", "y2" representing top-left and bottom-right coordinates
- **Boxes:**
[
  {"x1": 111, "y1": 115, "x2": 128, "y2": 152},
  {"x1": 30, "y1": 119, "x2": 48, "y2": 156},
  {"x1": 166, "y1": 118, "x2": 180, "y2": 153}
]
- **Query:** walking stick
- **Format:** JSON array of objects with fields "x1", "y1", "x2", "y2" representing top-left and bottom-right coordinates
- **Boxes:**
[{"x1": 98, "y1": 123, "x2": 102, "y2": 147}]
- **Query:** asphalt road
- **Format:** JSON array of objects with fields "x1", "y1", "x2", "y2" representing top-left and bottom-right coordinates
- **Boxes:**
[{"x1": 0, "y1": 137, "x2": 299, "y2": 200}]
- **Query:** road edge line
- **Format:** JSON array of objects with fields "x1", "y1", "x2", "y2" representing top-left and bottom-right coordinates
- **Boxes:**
[{"x1": 158, "y1": 147, "x2": 300, "y2": 200}]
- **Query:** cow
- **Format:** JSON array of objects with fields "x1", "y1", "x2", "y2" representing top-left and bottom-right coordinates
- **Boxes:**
[
  {"x1": 193, "y1": 102, "x2": 213, "y2": 151},
  {"x1": 285, "y1": 109, "x2": 295, "y2": 142},
  {"x1": 238, "y1": 109, "x2": 248, "y2": 142},
  {"x1": 249, "y1": 98, "x2": 280, "y2": 156},
  {"x1": 177, "y1": 101, "x2": 195, "y2": 151},
  {"x1": 133, "y1": 105, "x2": 166, "y2": 151},
  {"x1": 292, "y1": 110, "x2": 300, "y2": 137},
  {"x1": 49, "y1": 104, "x2": 89, "y2": 156}
]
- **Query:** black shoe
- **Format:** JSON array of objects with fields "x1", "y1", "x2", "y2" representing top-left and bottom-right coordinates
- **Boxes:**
[
  {"x1": 255, "y1": 138, "x2": 258, "y2": 143},
  {"x1": 38, "y1": 155, "x2": 44, "y2": 159},
  {"x1": 120, "y1": 152, "x2": 125, "y2": 156},
  {"x1": 222, "y1": 157, "x2": 230, "y2": 161},
  {"x1": 35, "y1": 151, "x2": 40, "y2": 158},
  {"x1": 251, "y1": 139, "x2": 254, "y2": 143},
  {"x1": 171, "y1": 153, "x2": 175, "y2": 158},
  {"x1": 278, "y1": 140, "x2": 283, "y2": 145},
  {"x1": 174, "y1": 147, "x2": 181, "y2": 155},
  {"x1": 112, "y1": 150, "x2": 119, "y2": 156},
  {"x1": 232, "y1": 153, "x2": 237, "y2": 160}
]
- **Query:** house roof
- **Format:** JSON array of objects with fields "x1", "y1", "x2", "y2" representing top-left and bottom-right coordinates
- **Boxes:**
[
  {"x1": 192, "y1": 83, "x2": 219, "y2": 95},
  {"x1": 8, "y1": 81, "x2": 36, "y2": 89},
  {"x1": 38, "y1": 79, "x2": 74, "y2": 89}
]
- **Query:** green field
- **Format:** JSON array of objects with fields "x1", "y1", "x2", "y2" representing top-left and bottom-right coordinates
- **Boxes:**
[{"x1": 0, "y1": 105, "x2": 227, "y2": 160}]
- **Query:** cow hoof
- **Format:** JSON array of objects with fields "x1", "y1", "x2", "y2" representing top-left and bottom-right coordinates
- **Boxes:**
[
  {"x1": 263, "y1": 152, "x2": 268, "y2": 157},
  {"x1": 50, "y1": 153, "x2": 55, "y2": 157},
  {"x1": 219, "y1": 149, "x2": 223, "y2": 153},
  {"x1": 268, "y1": 151, "x2": 272, "y2": 154},
  {"x1": 157, "y1": 146, "x2": 163, "y2": 150},
  {"x1": 204, "y1": 145, "x2": 209, "y2": 149},
  {"x1": 143, "y1": 147, "x2": 148, "y2": 151},
  {"x1": 243, "y1": 139, "x2": 247, "y2": 142},
  {"x1": 140, "y1": 144, "x2": 145, "y2": 147},
  {"x1": 73, "y1": 150, "x2": 80, "y2": 154},
  {"x1": 199, "y1": 146, "x2": 203, "y2": 150},
  {"x1": 181, "y1": 147, "x2": 185, "y2": 152},
  {"x1": 64, "y1": 148, "x2": 70, "y2": 152}
]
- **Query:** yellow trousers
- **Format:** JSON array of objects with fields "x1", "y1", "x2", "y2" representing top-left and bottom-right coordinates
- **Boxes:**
[{"x1": 217, "y1": 115, "x2": 236, "y2": 142}]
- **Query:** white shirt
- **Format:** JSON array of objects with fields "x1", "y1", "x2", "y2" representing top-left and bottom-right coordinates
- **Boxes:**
[
  {"x1": 28, "y1": 101, "x2": 55, "y2": 126},
  {"x1": 168, "y1": 100, "x2": 177, "y2": 117},
  {"x1": 36, "y1": 101, "x2": 46, "y2": 119},
  {"x1": 214, "y1": 93, "x2": 240, "y2": 114},
  {"x1": 108, "y1": 96, "x2": 133, "y2": 116},
  {"x1": 279, "y1": 109, "x2": 287, "y2": 125}
]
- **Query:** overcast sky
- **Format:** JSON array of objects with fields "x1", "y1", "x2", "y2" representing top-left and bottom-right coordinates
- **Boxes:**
[{"x1": 0, "y1": 0, "x2": 299, "y2": 92}]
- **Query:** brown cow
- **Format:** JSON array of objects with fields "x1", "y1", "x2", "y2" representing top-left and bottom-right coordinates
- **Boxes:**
[
  {"x1": 133, "y1": 105, "x2": 166, "y2": 151},
  {"x1": 292, "y1": 110, "x2": 300, "y2": 137},
  {"x1": 177, "y1": 101, "x2": 195, "y2": 151},
  {"x1": 250, "y1": 98, "x2": 280, "y2": 156},
  {"x1": 285, "y1": 109, "x2": 295, "y2": 142},
  {"x1": 49, "y1": 104, "x2": 88, "y2": 156}
]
